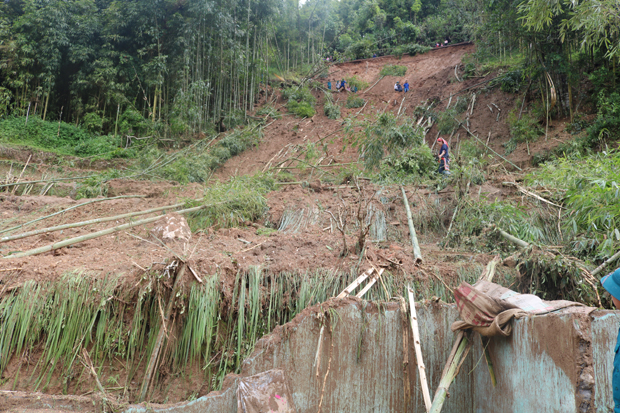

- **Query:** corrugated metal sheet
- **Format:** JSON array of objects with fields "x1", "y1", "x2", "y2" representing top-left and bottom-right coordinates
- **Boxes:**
[
  {"x1": 124, "y1": 302, "x2": 620, "y2": 413},
  {"x1": 591, "y1": 311, "x2": 620, "y2": 412}
]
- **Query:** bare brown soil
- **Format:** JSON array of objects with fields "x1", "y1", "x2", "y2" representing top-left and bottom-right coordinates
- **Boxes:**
[{"x1": 0, "y1": 43, "x2": 582, "y2": 407}]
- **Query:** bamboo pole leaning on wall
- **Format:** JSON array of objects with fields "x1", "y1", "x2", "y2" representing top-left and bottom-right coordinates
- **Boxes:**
[{"x1": 401, "y1": 186, "x2": 423, "y2": 264}]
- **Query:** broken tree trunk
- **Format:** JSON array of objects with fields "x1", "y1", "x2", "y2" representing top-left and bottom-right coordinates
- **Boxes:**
[
  {"x1": 3, "y1": 204, "x2": 207, "y2": 259},
  {"x1": 138, "y1": 262, "x2": 186, "y2": 402},
  {"x1": 429, "y1": 333, "x2": 471, "y2": 413},
  {"x1": 407, "y1": 285, "x2": 432, "y2": 412},
  {"x1": 400, "y1": 187, "x2": 423, "y2": 264}
]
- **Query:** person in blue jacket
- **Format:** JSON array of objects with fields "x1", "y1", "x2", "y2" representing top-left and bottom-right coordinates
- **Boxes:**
[
  {"x1": 602, "y1": 268, "x2": 620, "y2": 412},
  {"x1": 403, "y1": 80, "x2": 409, "y2": 92},
  {"x1": 327, "y1": 81, "x2": 332, "y2": 90}
]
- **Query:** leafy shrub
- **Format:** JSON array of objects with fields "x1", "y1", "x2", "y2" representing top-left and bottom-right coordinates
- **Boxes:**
[
  {"x1": 324, "y1": 101, "x2": 341, "y2": 119},
  {"x1": 346, "y1": 96, "x2": 365, "y2": 109},
  {"x1": 454, "y1": 96, "x2": 469, "y2": 114},
  {"x1": 380, "y1": 65, "x2": 407, "y2": 77},
  {"x1": 283, "y1": 86, "x2": 316, "y2": 118},
  {"x1": 505, "y1": 108, "x2": 543, "y2": 154},
  {"x1": 256, "y1": 105, "x2": 281, "y2": 119},
  {"x1": 185, "y1": 174, "x2": 276, "y2": 231},
  {"x1": 586, "y1": 91, "x2": 620, "y2": 145},
  {"x1": 436, "y1": 108, "x2": 459, "y2": 134},
  {"x1": 378, "y1": 145, "x2": 435, "y2": 181},
  {"x1": 359, "y1": 113, "x2": 424, "y2": 169},
  {"x1": 287, "y1": 101, "x2": 316, "y2": 118},
  {"x1": 500, "y1": 69, "x2": 523, "y2": 93},
  {"x1": 345, "y1": 75, "x2": 369, "y2": 90}
]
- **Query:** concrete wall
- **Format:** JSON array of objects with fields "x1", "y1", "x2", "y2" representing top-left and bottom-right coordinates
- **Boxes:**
[{"x1": 125, "y1": 299, "x2": 618, "y2": 413}]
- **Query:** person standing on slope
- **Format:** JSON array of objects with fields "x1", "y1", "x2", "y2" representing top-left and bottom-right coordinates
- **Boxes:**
[
  {"x1": 403, "y1": 80, "x2": 409, "y2": 92},
  {"x1": 602, "y1": 269, "x2": 620, "y2": 413},
  {"x1": 437, "y1": 137, "x2": 450, "y2": 174}
]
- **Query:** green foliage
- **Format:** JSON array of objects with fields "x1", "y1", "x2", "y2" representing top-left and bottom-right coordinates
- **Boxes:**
[
  {"x1": 380, "y1": 65, "x2": 407, "y2": 77},
  {"x1": 345, "y1": 76, "x2": 369, "y2": 90},
  {"x1": 185, "y1": 174, "x2": 275, "y2": 231},
  {"x1": 135, "y1": 126, "x2": 262, "y2": 184},
  {"x1": 358, "y1": 113, "x2": 424, "y2": 170},
  {"x1": 324, "y1": 100, "x2": 341, "y2": 119},
  {"x1": 256, "y1": 105, "x2": 281, "y2": 119},
  {"x1": 500, "y1": 69, "x2": 524, "y2": 93},
  {"x1": 586, "y1": 91, "x2": 620, "y2": 145},
  {"x1": 527, "y1": 151, "x2": 620, "y2": 259},
  {"x1": 378, "y1": 145, "x2": 435, "y2": 182},
  {"x1": 436, "y1": 108, "x2": 459, "y2": 134},
  {"x1": 391, "y1": 43, "x2": 431, "y2": 58},
  {"x1": 0, "y1": 116, "x2": 136, "y2": 159},
  {"x1": 346, "y1": 96, "x2": 365, "y2": 109},
  {"x1": 504, "y1": 108, "x2": 543, "y2": 154},
  {"x1": 283, "y1": 87, "x2": 316, "y2": 118}
]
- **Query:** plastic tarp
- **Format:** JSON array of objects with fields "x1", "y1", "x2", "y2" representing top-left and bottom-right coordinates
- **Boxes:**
[
  {"x1": 451, "y1": 280, "x2": 584, "y2": 337},
  {"x1": 237, "y1": 369, "x2": 296, "y2": 413}
]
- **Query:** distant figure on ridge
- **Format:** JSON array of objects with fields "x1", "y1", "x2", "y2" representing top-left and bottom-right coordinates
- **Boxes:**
[
  {"x1": 403, "y1": 80, "x2": 409, "y2": 93},
  {"x1": 373, "y1": 53, "x2": 377, "y2": 58}
]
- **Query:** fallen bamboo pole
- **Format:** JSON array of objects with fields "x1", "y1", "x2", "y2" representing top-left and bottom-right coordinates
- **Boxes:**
[
  {"x1": 0, "y1": 195, "x2": 146, "y2": 235},
  {"x1": 407, "y1": 285, "x2": 432, "y2": 412},
  {"x1": 0, "y1": 201, "x2": 187, "y2": 243},
  {"x1": 450, "y1": 115, "x2": 522, "y2": 171},
  {"x1": 0, "y1": 175, "x2": 95, "y2": 190},
  {"x1": 401, "y1": 187, "x2": 423, "y2": 264},
  {"x1": 497, "y1": 227, "x2": 530, "y2": 249},
  {"x1": 337, "y1": 268, "x2": 374, "y2": 298},
  {"x1": 592, "y1": 250, "x2": 620, "y2": 277},
  {"x1": 356, "y1": 269, "x2": 384, "y2": 298},
  {"x1": 429, "y1": 333, "x2": 470, "y2": 413},
  {"x1": 138, "y1": 262, "x2": 186, "y2": 402},
  {"x1": 3, "y1": 204, "x2": 207, "y2": 259},
  {"x1": 363, "y1": 75, "x2": 385, "y2": 94}
]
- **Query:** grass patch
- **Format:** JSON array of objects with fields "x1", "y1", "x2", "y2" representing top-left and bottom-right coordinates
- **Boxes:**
[
  {"x1": 0, "y1": 116, "x2": 137, "y2": 159},
  {"x1": 344, "y1": 76, "x2": 369, "y2": 91},
  {"x1": 380, "y1": 65, "x2": 407, "y2": 77},
  {"x1": 345, "y1": 96, "x2": 365, "y2": 109},
  {"x1": 184, "y1": 174, "x2": 275, "y2": 231},
  {"x1": 324, "y1": 99, "x2": 341, "y2": 120},
  {"x1": 283, "y1": 86, "x2": 316, "y2": 118}
]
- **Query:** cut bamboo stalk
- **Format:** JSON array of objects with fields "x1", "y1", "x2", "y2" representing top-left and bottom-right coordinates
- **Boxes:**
[
  {"x1": 1, "y1": 201, "x2": 186, "y2": 243},
  {"x1": 11, "y1": 155, "x2": 31, "y2": 195},
  {"x1": 592, "y1": 249, "x2": 620, "y2": 276},
  {"x1": 429, "y1": 334, "x2": 470, "y2": 413},
  {"x1": 0, "y1": 175, "x2": 95, "y2": 190},
  {"x1": 3, "y1": 204, "x2": 206, "y2": 259},
  {"x1": 407, "y1": 285, "x2": 432, "y2": 412},
  {"x1": 356, "y1": 269, "x2": 384, "y2": 298},
  {"x1": 337, "y1": 268, "x2": 374, "y2": 298},
  {"x1": 497, "y1": 227, "x2": 530, "y2": 248},
  {"x1": 363, "y1": 75, "x2": 385, "y2": 94},
  {"x1": 450, "y1": 114, "x2": 522, "y2": 171},
  {"x1": 400, "y1": 187, "x2": 423, "y2": 264},
  {"x1": 138, "y1": 262, "x2": 186, "y2": 402},
  {"x1": 0, "y1": 195, "x2": 146, "y2": 235}
]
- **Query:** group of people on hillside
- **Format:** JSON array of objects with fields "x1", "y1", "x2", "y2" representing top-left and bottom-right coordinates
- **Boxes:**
[
  {"x1": 435, "y1": 39, "x2": 450, "y2": 48},
  {"x1": 394, "y1": 80, "x2": 409, "y2": 93},
  {"x1": 327, "y1": 79, "x2": 357, "y2": 93}
]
